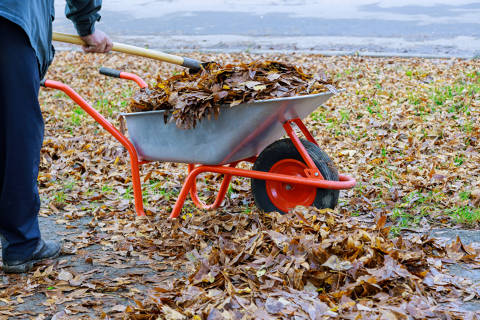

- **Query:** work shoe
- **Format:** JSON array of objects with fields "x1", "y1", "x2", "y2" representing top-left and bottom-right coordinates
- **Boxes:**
[{"x1": 2, "y1": 240, "x2": 61, "y2": 273}]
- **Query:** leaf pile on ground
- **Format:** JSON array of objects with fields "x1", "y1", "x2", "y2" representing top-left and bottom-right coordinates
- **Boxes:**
[
  {"x1": 130, "y1": 60, "x2": 336, "y2": 128},
  {"x1": 125, "y1": 207, "x2": 480, "y2": 319}
]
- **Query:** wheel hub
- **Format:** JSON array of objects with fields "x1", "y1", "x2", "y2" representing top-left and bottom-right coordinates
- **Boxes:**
[{"x1": 266, "y1": 159, "x2": 317, "y2": 213}]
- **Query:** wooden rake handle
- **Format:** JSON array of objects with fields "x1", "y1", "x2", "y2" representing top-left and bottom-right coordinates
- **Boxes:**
[{"x1": 52, "y1": 32, "x2": 202, "y2": 70}]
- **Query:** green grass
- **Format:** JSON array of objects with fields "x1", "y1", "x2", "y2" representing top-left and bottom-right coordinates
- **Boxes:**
[
  {"x1": 226, "y1": 185, "x2": 234, "y2": 198},
  {"x1": 54, "y1": 191, "x2": 66, "y2": 204},
  {"x1": 371, "y1": 164, "x2": 397, "y2": 187},
  {"x1": 68, "y1": 106, "x2": 86, "y2": 127},
  {"x1": 463, "y1": 121, "x2": 474, "y2": 133},
  {"x1": 148, "y1": 179, "x2": 164, "y2": 191},
  {"x1": 84, "y1": 189, "x2": 95, "y2": 198},
  {"x1": 339, "y1": 109, "x2": 350, "y2": 122},
  {"x1": 122, "y1": 185, "x2": 133, "y2": 200},
  {"x1": 459, "y1": 191, "x2": 471, "y2": 201},
  {"x1": 51, "y1": 180, "x2": 77, "y2": 204},
  {"x1": 157, "y1": 188, "x2": 178, "y2": 201},
  {"x1": 429, "y1": 73, "x2": 479, "y2": 116},
  {"x1": 407, "y1": 91, "x2": 421, "y2": 106},
  {"x1": 102, "y1": 184, "x2": 114, "y2": 194},
  {"x1": 95, "y1": 91, "x2": 123, "y2": 117},
  {"x1": 63, "y1": 180, "x2": 76, "y2": 191},
  {"x1": 447, "y1": 206, "x2": 480, "y2": 225},
  {"x1": 389, "y1": 226, "x2": 401, "y2": 237},
  {"x1": 389, "y1": 190, "x2": 448, "y2": 230},
  {"x1": 454, "y1": 154, "x2": 464, "y2": 167},
  {"x1": 364, "y1": 99, "x2": 382, "y2": 118},
  {"x1": 310, "y1": 111, "x2": 326, "y2": 122},
  {"x1": 391, "y1": 207, "x2": 419, "y2": 228}
]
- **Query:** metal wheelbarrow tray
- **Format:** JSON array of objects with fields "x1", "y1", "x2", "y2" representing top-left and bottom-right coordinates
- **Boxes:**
[
  {"x1": 124, "y1": 92, "x2": 334, "y2": 165},
  {"x1": 41, "y1": 68, "x2": 356, "y2": 218}
]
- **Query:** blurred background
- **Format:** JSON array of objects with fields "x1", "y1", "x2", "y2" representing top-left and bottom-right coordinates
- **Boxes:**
[{"x1": 53, "y1": 0, "x2": 480, "y2": 58}]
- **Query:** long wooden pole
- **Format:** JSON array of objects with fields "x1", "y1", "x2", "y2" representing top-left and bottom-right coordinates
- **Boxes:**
[{"x1": 52, "y1": 32, "x2": 202, "y2": 70}]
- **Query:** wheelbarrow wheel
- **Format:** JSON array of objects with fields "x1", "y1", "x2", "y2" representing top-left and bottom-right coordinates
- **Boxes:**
[{"x1": 251, "y1": 138, "x2": 339, "y2": 214}]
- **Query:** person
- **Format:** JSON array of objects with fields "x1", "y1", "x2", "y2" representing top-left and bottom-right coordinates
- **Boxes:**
[{"x1": 0, "y1": 1, "x2": 113, "y2": 273}]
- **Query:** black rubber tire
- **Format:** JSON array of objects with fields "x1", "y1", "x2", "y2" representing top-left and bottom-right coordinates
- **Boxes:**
[{"x1": 251, "y1": 138, "x2": 339, "y2": 214}]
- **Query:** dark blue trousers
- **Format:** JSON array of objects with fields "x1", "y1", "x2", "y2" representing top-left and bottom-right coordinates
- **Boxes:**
[{"x1": 0, "y1": 17, "x2": 43, "y2": 263}]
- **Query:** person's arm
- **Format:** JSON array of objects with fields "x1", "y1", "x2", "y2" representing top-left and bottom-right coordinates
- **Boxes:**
[{"x1": 65, "y1": 0, "x2": 112, "y2": 53}]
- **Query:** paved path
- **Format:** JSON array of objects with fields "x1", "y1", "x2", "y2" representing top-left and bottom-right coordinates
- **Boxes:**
[
  {"x1": 0, "y1": 213, "x2": 181, "y2": 318},
  {"x1": 53, "y1": 0, "x2": 480, "y2": 57},
  {"x1": 429, "y1": 229, "x2": 480, "y2": 311}
]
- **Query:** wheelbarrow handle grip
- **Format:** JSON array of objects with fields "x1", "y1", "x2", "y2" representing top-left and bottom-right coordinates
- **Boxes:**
[{"x1": 99, "y1": 67, "x2": 121, "y2": 78}]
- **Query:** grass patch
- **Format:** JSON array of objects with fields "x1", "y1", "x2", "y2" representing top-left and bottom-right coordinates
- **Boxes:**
[
  {"x1": 102, "y1": 184, "x2": 114, "y2": 194},
  {"x1": 390, "y1": 190, "x2": 447, "y2": 230},
  {"x1": 391, "y1": 207, "x2": 425, "y2": 229},
  {"x1": 447, "y1": 206, "x2": 480, "y2": 225},
  {"x1": 54, "y1": 191, "x2": 66, "y2": 204},
  {"x1": 70, "y1": 106, "x2": 85, "y2": 126}
]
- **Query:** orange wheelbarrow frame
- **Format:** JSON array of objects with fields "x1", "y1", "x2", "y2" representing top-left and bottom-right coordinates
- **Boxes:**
[{"x1": 41, "y1": 70, "x2": 355, "y2": 218}]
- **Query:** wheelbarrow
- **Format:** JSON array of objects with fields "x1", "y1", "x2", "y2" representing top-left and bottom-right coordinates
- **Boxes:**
[{"x1": 40, "y1": 68, "x2": 356, "y2": 218}]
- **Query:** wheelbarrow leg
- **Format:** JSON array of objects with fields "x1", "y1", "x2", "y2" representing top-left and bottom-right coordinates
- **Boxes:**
[
  {"x1": 188, "y1": 164, "x2": 235, "y2": 210},
  {"x1": 128, "y1": 152, "x2": 146, "y2": 217},
  {"x1": 170, "y1": 163, "x2": 237, "y2": 219},
  {"x1": 170, "y1": 166, "x2": 201, "y2": 218}
]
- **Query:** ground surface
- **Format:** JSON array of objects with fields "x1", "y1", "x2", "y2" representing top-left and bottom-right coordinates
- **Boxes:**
[
  {"x1": 52, "y1": 0, "x2": 480, "y2": 58},
  {"x1": 0, "y1": 52, "x2": 479, "y2": 318}
]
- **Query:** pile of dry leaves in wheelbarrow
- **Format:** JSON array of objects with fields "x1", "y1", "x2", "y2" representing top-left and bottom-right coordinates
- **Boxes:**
[
  {"x1": 124, "y1": 207, "x2": 480, "y2": 319},
  {"x1": 130, "y1": 61, "x2": 336, "y2": 128}
]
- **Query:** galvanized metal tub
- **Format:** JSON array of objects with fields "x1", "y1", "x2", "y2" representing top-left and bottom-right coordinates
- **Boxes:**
[{"x1": 122, "y1": 91, "x2": 334, "y2": 165}]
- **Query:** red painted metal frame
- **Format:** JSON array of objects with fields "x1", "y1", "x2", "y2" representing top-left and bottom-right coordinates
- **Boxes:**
[
  {"x1": 118, "y1": 72, "x2": 148, "y2": 88},
  {"x1": 42, "y1": 72, "x2": 356, "y2": 219},
  {"x1": 283, "y1": 121, "x2": 323, "y2": 179},
  {"x1": 43, "y1": 79, "x2": 146, "y2": 217},
  {"x1": 188, "y1": 162, "x2": 237, "y2": 210},
  {"x1": 169, "y1": 162, "x2": 355, "y2": 218}
]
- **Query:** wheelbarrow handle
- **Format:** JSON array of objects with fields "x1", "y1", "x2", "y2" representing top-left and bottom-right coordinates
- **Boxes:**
[
  {"x1": 52, "y1": 32, "x2": 202, "y2": 71},
  {"x1": 39, "y1": 79, "x2": 147, "y2": 216}
]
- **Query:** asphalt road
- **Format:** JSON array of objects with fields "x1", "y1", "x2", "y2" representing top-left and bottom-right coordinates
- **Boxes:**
[{"x1": 53, "y1": 0, "x2": 480, "y2": 58}]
